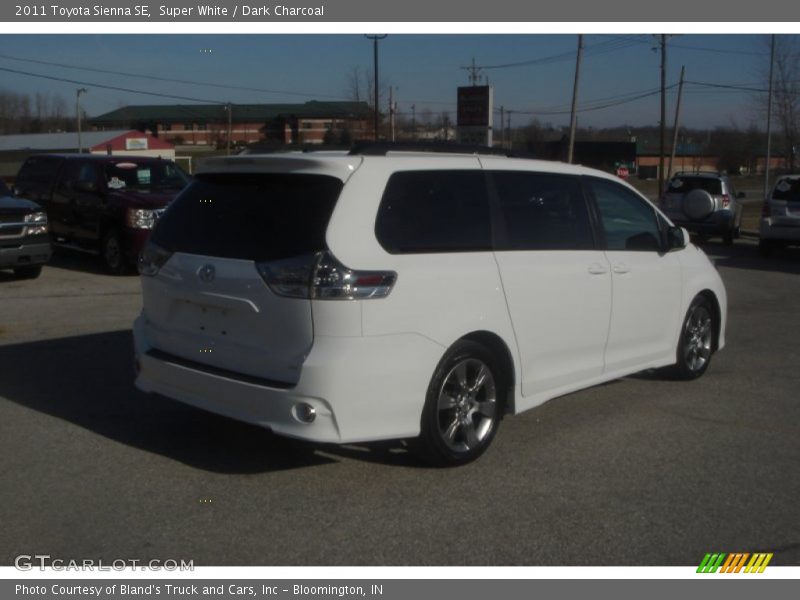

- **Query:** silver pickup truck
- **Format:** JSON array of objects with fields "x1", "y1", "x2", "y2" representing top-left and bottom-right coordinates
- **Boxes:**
[{"x1": 0, "y1": 179, "x2": 51, "y2": 279}]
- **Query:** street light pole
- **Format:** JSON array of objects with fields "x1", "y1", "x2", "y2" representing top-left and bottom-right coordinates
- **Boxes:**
[
  {"x1": 765, "y1": 34, "x2": 776, "y2": 201},
  {"x1": 76, "y1": 88, "x2": 87, "y2": 153},
  {"x1": 659, "y1": 34, "x2": 667, "y2": 199},
  {"x1": 365, "y1": 34, "x2": 387, "y2": 141}
]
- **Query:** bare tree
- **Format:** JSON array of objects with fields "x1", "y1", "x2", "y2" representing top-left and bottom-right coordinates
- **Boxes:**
[
  {"x1": 773, "y1": 36, "x2": 800, "y2": 170},
  {"x1": 758, "y1": 36, "x2": 800, "y2": 171}
]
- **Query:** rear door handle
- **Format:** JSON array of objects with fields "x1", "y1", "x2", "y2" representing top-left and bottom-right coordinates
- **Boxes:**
[
  {"x1": 588, "y1": 263, "x2": 608, "y2": 275},
  {"x1": 613, "y1": 263, "x2": 631, "y2": 274}
]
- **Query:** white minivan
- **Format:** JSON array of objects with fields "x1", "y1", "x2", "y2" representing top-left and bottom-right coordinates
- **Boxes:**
[{"x1": 133, "y1": 146, "x2": 727, "y2": 466}]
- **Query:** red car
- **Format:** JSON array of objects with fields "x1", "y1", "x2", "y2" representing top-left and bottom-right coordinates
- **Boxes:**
[{"x1": 14, "y1": 154, "x2": 189, "y2": 273}]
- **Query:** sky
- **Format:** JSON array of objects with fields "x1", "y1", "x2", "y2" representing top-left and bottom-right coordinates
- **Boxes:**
[{"x1": 0, "y1": 34, "x2": 787, "y2": 131}]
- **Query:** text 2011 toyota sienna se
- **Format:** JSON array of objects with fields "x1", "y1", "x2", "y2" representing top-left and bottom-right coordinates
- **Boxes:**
[{"x1": 133, "y1": 147, "x2": 727, "y2": 466}]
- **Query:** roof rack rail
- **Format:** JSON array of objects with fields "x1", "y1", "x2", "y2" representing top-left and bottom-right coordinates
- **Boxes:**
[
  {"x1": 239, "y1": 143, "x2": 352, "y2": 155},
  {"x1": 348, "y1": 141, "x2": 524, "y2": 157}
]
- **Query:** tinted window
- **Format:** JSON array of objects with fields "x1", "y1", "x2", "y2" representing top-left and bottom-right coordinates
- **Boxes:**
[
  {"x1": 375, "y1": 170, "x2": 491, "y2": 253},
  {"x1": 151, "y1": 173, "x2": 343, "y2": 262},
  {"x1": 16, "y1": 156, "x2": 63, "y2": 189},
  {"x1": 0, "y1": 180, "x2": 10, "y2": 197},
  {"x1": 589, "y1": 178, "x2": 662, "y2": 252},
  {"x1": 491, "y1": 171, "x2": 594, "y2": 251},
  {"x1": 772, "y1": 177, "x2": 800, "y2": 202},
  {"x1": 56, "y1": 160, "x2": 86, "y2": 192},
  {"x1": 105, "y1": 160, "x2": 188, "y2": 191},
  {"x1": 668, "y1": 176, "x2": 722, "y2": 195}
]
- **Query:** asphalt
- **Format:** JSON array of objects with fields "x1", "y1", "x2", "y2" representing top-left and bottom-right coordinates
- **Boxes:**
[{"x1": 0, "y1": 242, "x2": 798, "y2": 566}]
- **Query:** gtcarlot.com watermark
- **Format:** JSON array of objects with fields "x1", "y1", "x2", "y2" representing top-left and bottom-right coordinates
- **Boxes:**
[{"x1": 15, "y1": 554, "x2": 194, "y2": 572}]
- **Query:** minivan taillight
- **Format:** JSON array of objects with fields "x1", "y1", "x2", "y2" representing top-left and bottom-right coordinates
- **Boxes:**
[
  {"x1": 138, "y1": 241, "x2": 173, "y2": 276},
  {"x1": 721, "y1": 194, "x2": 731, "y2": 208},
  {"x1": 257, "y1": 251, "x2": 396, "y2": 300}
]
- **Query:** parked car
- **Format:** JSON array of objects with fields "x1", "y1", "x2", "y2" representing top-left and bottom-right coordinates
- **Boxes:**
[
  {"x1": 0, "y1": 178, "x2": 51, "y2": 279},
  {"x1": 14, "y1": 154, "x2": 189, "y2": 273},
  {"x1": 660, "y1": 171, "x2": 745, "y2": 245},
  {"x1": 133, "y1": 146, "x2": 727, "y2": 466},
  {"x1": 759, "y1": 174, "x2": 800, "y2": 256}
]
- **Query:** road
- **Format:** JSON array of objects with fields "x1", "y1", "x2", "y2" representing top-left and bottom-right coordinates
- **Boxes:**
[{"x1": 1, "y1": 243, "x2": 798, "y2": 566}]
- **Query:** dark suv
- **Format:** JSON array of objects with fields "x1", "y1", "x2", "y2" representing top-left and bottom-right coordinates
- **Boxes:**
[
  {"x1": 14, "y1": 155, "x2": 189, "y2": 273},
  {"x1": 0, "y1": 179, "x2": 51, "y2": 279}
]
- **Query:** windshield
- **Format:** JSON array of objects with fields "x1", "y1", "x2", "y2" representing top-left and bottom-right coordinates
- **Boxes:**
[{"x1": 105, "y1": 161, "x2": 189, "y2": 192}]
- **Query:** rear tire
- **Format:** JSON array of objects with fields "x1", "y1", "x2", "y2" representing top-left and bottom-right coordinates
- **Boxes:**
[
  {"x1": 12, "y1": 265, "x2": 42, "y2": 279},
  {"x1": 410, "y1": 340, "x2": 504, "y2": 467},
  {"x1": 671, "y1": 296, "x2": 716, "y2": 381}
]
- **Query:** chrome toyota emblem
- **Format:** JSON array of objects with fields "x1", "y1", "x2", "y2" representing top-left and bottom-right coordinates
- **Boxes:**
[{"x1": 198, "y1": 264, "x2": 216, "y2": 283}]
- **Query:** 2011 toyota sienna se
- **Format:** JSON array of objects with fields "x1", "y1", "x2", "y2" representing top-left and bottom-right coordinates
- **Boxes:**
[{"x1": 133, "y1": 146, "x2": 727, "y2": 466}]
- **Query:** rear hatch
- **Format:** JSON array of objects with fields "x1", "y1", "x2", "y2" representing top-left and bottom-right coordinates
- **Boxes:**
[
  {"x1": 664, "y1": 176, "x2": 724, "y2": 221},
  {"x1": 140, "y1": 166, "x2": 348, "y2": 386},
  {"x1": 769, "y1": 177, "x2": 800, "y2": 226}
]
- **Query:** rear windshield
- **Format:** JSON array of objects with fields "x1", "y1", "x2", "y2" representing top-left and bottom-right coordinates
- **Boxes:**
[
  {"x1": 668, "y1": 177, "x2": 723, "y2": 195},
  {"x1": 151, "y1": 173, "x2": 343, "y2": 261},
  {"x1": 772, "y1": 178, "x2": 800, "y2": 201},
  {"x1": 105, "y1": 161, "x2": 188, "y2": 191}
]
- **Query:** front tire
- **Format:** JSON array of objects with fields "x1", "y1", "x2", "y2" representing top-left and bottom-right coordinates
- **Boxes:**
[
  {"x1": 411, "y1": 340, "x2": 504, "y2": 467},
  {"x1": 13, "y1": 265, "x2": 42, "y2": 279},
  {"x1": 672, "y1": 297, "x2": 716, "y2": 380},
  {"x1": 101, "y1": 229, "x2": 128, "y2": 275}
]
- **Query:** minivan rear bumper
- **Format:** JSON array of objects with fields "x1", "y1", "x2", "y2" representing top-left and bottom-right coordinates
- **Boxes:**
[{"x1": 133, "y1": 315, "x2": 445, "y2": 444}]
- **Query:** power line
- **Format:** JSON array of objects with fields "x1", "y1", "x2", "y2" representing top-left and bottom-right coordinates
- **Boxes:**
[
  {"x1": 0, "y1": 65, "x2": 228, "y2": 104},
  {"x1": 0, "y1": 52, "x2": 351, "y2": 101},
  {"x1": 685, "y1": 80, "x2": 767, "y2": 93},
  {"x1": 481, "y1": 36, "x2": 650, "y2": 70},
  {"x1": 606, "y1": 35, "x2": 768, "y2": 57}
]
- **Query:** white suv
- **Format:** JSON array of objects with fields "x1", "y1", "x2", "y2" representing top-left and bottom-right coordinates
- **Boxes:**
[
  {"x1": 759, "y1": 174, "x2": 800, "y2": 256},
  {"x1": 133, "y1": 147, "x2": 727, "y2": 466}
]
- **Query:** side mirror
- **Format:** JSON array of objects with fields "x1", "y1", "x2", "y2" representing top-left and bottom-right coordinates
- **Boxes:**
[
  {"x1": 667, "y1": 226, "x2": 688, "y2": 250},
  {"x1": 75, "y1": 180, "x2": 98, "y2": 193},
  {"x1": 737, "y1": 191, "x2": 746, "y2": 199}
]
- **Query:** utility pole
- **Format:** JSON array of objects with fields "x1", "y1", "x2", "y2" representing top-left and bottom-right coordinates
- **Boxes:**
[
  {"x1": 76, "y1": 88, "x2": 87, "y2": 153},
  {"x1": 667, "y1": 65, "x2": 686, "y2": 181},
  {"x1": 506, "y1": 111, "x2": 512, "y2": 150},
  {"x1": 659, "y1": 34, "x2": 668, "y2": 199},
  {"x1": 365, "y1": 34, "x2": 387, "y2": 141},
  {"x1": 389, "y1": 87, "x2": 396, "y2": 142},
  {"x1": 765, "y1": 34, "x2": 776, "y2": 201},
  {"x1": 500, "y1": 106, "x2": 505, "y2": 149},
  {"x1": 411, "y1": 104, "x2": 416, "y2": 138},
  {"x1": 226, "y1": 103, "x2": 232, "y2": 155},
  {"x1": 461, "y1": 57, "x2": 483, "y2": 86},
  {"x1": 567, "y1": 34, "x2": 584, "y2": 164}
]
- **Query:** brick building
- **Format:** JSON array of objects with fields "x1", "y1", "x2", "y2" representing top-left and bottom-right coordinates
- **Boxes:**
[{"x1": 90, "y1": 102, "x2": 371, "y2": 147}]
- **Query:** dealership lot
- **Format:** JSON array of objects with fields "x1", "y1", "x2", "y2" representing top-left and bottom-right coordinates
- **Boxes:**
[{"x1": 1, "y1": 241, "x2": 799, "y2": 566}]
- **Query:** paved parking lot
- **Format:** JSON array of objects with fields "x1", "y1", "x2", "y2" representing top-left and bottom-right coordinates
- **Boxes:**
[{"x1": 1, "y1": 242, "x2": 799, "y2": 566}]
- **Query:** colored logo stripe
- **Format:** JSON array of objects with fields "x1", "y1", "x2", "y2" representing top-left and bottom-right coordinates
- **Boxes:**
[
  {"x1": 745, "y1": 553, "x2": 773, "y2": 573},
  {"x1": 697, "y1": 552, "x2": 773, "y2": 573}
]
